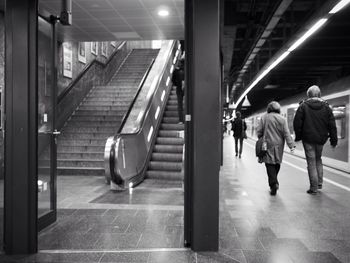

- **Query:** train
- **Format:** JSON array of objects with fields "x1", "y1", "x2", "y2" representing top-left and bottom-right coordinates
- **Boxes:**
[{"x1": 245, "y1": 82, "x2": 350, "y2": 173}]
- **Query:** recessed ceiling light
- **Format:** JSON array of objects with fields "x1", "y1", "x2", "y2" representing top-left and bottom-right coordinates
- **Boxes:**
[{"x1": 158, "y1": 9, "x2": 169, "y2": 17}]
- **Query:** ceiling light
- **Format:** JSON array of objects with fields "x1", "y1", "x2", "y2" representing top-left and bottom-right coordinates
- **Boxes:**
[
  {"x1": 329, "y1": 0, "x2": 350, "y2": 13},
  {"x1": 288, "y1": 18, "x2": 328, "y2": 52},
  {"x1": 158, "y1": 10, "x2": 169, "y2": 17}
]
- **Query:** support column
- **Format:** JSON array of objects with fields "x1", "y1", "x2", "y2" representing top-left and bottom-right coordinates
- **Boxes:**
[
  {"x1": 4, "y1": 0, "x2": 38, "y2": 254},
  {"x1": 185, "y1": 0, "x2": 221, "y2": 251}
]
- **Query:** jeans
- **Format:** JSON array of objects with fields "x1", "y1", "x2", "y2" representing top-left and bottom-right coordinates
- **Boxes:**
[
  {"x1": 234, "y1": 137, "x2": 243, "y2": 155},
  {"x1": 303, "y1": 142, "x2": 324, "y2": 191},
  {"x1": 265, "y1": 163, "x2": 281, "y2": 189}
]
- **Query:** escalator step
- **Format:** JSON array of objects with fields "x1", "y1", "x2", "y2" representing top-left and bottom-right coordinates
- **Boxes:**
[
  {"x1": 151, "y1": 153, "x2": 182, "y2": 162},
  {"x1": 146, "y1": 170, "x2": 183, "y2": 181}
]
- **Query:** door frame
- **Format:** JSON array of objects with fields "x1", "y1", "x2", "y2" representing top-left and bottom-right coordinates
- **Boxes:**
[{"x1": 37, "y1": 13, "x2": 58, "y2": 232}]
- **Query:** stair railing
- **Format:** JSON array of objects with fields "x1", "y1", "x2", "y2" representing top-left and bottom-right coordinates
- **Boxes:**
[{"x1": 104, "y1": 40, "x2": 182, "y2": 189}]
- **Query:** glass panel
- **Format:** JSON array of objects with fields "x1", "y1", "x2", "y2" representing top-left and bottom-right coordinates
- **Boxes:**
[{"x1": 38, "y1": 17, "x2": 54, "y2": 218}]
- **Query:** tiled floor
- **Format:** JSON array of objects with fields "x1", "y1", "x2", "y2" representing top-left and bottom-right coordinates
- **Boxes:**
[{"x1": 1, "y1": 134, "x2": 350, "y2": 262}]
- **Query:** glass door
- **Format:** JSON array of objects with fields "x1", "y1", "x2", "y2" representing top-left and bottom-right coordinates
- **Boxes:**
[{"x1": 37, "y1": 16, "x2": 57, "y2": 230}]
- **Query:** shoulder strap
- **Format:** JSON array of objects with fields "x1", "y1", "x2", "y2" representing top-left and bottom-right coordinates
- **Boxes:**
[{"x1": 263, "y1": 115, "x2": 270, "y2": 140}]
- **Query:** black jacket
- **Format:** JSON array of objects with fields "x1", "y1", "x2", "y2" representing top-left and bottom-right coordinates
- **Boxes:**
[
  {"x1": 231, "y1": 118, "x2": 247, "y2": 138},
  {"x1": 171, "y1": 67, "x2": 185, "y2": 95},
  {"x1": 293, "y1": 98, "x2": 337, "y2": 146}
]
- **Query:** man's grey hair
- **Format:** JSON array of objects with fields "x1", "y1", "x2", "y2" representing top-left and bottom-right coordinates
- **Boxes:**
[{"x1": 307, "y1": 85, "x2": 321, "y2": 98}]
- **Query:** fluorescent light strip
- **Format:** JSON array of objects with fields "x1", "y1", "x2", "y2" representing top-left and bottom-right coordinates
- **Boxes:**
[
  {"x1": 166, "y1": 76, "x2": 170, "y2": 87},
  {"x1": 155, "y1": 106, "x2": 160, "y2": 120},
  {"x1": 288, "y1": 18, "x2": 328, "y2": 52},
  {"x1": 235, "y1": 18, "x2": 329, "y2": 107},
  {"x1": 173, "y1": 56, "x2": 177, "y2": 64},
  {"x1": 161, "y1": 90, "x2": 166, "y2": 101},
  {"x1": 147, "y1": 126, "x2": 154, "y2": 142},
  {"x1": 170, "y1": 65, "x2": 174, "y2": 74},
  {"x1": 329, "y1": 0, "x2": 350, "y2": 13},
  {"x1": 234, "y1": 51, "x2": 290, "y2": 107}
]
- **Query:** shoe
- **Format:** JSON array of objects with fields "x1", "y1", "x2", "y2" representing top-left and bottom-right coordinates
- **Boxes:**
[
  {"x1": 306, "y1": 189, "x2": 318, "y2": 195},
  {"x1": 235, "y1": 153, "x2": 238, "y2": 157},
  {"x1": 270, "y1": 188, "x2": 277, "y2": 196},
  {"x1": 239, "y1": 154, "x2": 241, "y2": 158},
  {"x1": 318, "y1": 184, "x2": 322, "y2": 189},
  {"x1": 270, "y1": 186, "x2": 277, "y2": 196}
]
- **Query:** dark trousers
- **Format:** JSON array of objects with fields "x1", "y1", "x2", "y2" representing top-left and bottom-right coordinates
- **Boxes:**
[
  {"x1": 177, "y1": 92, "x2": 184, "y2": 122},
  {"x1": 265, "y1": 163, "x2": 281, "y2": 188},
  {"x1": 234, "y1": 137, "x2": 243, "y2": 154}
]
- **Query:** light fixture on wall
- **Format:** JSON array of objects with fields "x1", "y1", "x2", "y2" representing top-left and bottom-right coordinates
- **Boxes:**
[{"x1": 158, "y1": 9, "x2": 169, "y2": 17}]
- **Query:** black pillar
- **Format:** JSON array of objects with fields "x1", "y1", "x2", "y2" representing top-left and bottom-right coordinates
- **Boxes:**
[
  {"x1": 4, "y1": 0, "x2": 38, "y2": 254},
  {"x1": 185, "y1": 0, "x2": 221, "y2": 251}
]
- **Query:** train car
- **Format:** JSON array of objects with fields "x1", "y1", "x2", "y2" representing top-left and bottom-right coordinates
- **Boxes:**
[{"x1": 247, "y1": 88, "x2": 350, "y2": 173}]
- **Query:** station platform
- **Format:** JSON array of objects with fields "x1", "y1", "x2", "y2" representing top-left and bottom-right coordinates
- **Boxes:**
[{"x1": 1, "y1": 134, "x2": 350, "y2": 262}]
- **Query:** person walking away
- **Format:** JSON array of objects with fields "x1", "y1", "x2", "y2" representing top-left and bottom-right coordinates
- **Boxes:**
[
  {"x1": 293, "y1": 85, "x2": 337, "y2": 195},
  {"x1": 257, "y1": 101, "x2": 295, "y2": 196},
  {"x1": 171, "y1": 58, "x2": 185, "y2": 123},
  {"x1": 231, "y1": 111, "x2": 247, "y2": 158}
]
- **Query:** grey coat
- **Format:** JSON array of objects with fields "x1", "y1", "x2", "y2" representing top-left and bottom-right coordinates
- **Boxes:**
[{"x1": 257, "y1": 112, "x2": 295, "y2": 164}]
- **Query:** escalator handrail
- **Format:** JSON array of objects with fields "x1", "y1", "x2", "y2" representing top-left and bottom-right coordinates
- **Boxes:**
[
  {"x1": 117, "y1": 58, "x2": 156, "y2": 134},
  {"x1": 58, "y1": 41, "x2": 126, "y2": 104},
  {"x1": 119, "y1": 41, "x2": 176, "y2": 136}
]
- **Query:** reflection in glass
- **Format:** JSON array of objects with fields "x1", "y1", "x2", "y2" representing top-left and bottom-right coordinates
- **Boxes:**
[{"x1": 38, "y1": 17, "x2": 53, "y2": 218}]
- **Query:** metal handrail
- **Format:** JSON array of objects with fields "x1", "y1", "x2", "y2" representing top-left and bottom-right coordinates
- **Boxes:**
[
  {"x1": 119, "y1": 43, "x2": 175, "y2": 136},
  {"x1": 117, "y1": 58, "x2": 156, "y2": 134},
  {"x1": 57, "y1": 41, "x2": 126, "y2": 104}
]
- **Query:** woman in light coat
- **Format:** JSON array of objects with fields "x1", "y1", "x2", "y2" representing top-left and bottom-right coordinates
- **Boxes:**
[{"x1": 257, "y1": 101, "x2": 295, "y2": 195}]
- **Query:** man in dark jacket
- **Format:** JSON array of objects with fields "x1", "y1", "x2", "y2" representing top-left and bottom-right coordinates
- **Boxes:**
[
  {"x1": 171, "y1": 58, "x2": 185, "y2": 123},
  {"x1": 293, "y1": 85, "x2": 337, "y2": 195},
  {"x1": 231, "y1": 111, "x2": 247, "y2": 158}
]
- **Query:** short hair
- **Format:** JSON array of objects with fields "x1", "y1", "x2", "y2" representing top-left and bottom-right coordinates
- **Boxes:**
[
  {"x1": 235, "y1": 111, "x2": 241, "y2": 118},
  {"x1": 267, "y1": 101, "x2": 281, "y2": 114},
  {"x1": 307, "y1": 85, "x2": 321, "y2": 98}
]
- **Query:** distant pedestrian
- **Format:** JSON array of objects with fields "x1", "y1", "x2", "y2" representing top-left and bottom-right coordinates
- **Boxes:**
[
  {"x1": 231, "y1": 111, "x2": 247, "y2": 158},
  {"x1": 257, "y1": 101, "x2": 295, "y2": 195},
  {"x1": 293, "y1": 85, "x2": 337, "y2": 195},
  {"x1": 171, "y1": 58, "x2": 185, "y2": 123}
]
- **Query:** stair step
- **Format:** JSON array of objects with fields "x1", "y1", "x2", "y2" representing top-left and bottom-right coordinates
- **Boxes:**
[
  {"x1": 164, "y1": 111, "x2": 178, "y2": 117},
  {"x1": 70, "y1": 115, "x2": 122, "y2": 122},
  {"x1": 154, "y1": 145, "x2": 183, "y2": 153},
  {"x1": 82, "y1": 101, "x2": 131, "y2": 106},
  {"x1": 57, "y1": 152, "x2": 103, "y2": 159},
  {"x1": 40, "y1": 159, "x2": 104, "y2": 168},
  {"x1": 60, "y1": 133, "x2": 111, "y2": 140},
  {"x1": 78, "y1": 105, "x2": 129, "y2": 111},
  {"x1": 166, "y1": 105, "x2": 178, "y2": 111},
  {"x1": 58, "y1": 139, "x2": 106, "y2": 146},
  {"x1": 58, "y1": 167, "x2": 104, "y2": 176},
  {"x1": 156, "y1": 137, "x2": 184, "y2": 145},
  {"x1": 74, "y1": 110, "x2": 124, "y2": 116},
  {"x1": 151, "y1": 153, "x2": 183, "y2": 162},
  {"x1": 160, "y1": 123, "x2": 184, "y2": 130},
  {"x1": 66, "y1": 121, "x2": 118, "y2": 127},
  {"x1": 58, "y1": 145, "x2": 105, "y2": 152},
  {"x1": 146, "y1": 170, "x2": 183, "y2": 181},
  {"x1": 62, "y1": 127, "x2": 115, "y2": 133},
  {"x1": 149, "y1": 161, "x2": 182, "y2": 171},
  {"x1": 162, "y1": 117, "x2": 179, "y2": 124},
  {"x1": 158, "y1": 130, "x2": 180, "y2": 137}
]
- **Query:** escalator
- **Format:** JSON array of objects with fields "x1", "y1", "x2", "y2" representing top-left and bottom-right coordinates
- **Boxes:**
[
  {"x1": 105, "y1": 40, "x2": 183, "y2": 188},
  {"x1": 145, "y1": 86, "x2": 184, "y2": 181}
]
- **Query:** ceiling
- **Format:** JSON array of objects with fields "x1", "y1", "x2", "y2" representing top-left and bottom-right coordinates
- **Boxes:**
[
  {"x1": 225, "y1": 0, "x2": 350, "y2": 113},
  {"x1": 39, "y1": 0, "x2": 184, "y2": 41}
]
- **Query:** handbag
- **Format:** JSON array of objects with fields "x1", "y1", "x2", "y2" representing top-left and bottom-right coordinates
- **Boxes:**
[{"x1": 255, "y1": 118, "x2": 268, "y2": 158}]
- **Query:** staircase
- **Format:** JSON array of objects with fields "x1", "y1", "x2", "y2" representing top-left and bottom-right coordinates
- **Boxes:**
[
  {"x1": 55, "y1": 49, "x2": 159, "y2": 175},
  {"x1": 145, "y1": 86, "x2": 184, "y2": 181}
]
